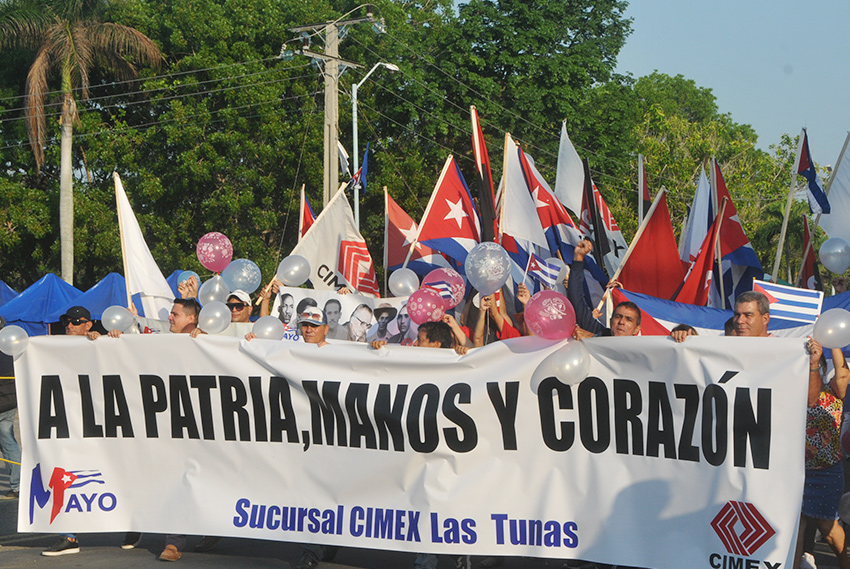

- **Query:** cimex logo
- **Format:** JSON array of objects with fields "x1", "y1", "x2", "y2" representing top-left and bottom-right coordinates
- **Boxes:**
[
  {"x1": 710, "y1": 500, "x2": 776, "y2": 557},
  {"x1": 29, "y1": 463, "x2": 114, "y2": 524}
]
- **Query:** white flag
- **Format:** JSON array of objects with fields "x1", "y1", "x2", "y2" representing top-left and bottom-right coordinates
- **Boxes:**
[
  {"x1": 818, "y1": 133, "x2": 850, "y2": 243},
  {"x1": 553, "y1": 121, "x2": 583, "y2": 215},
  {"x1": 291, "y1": 188, "x2": 379, "y2": 295},
  {"x1": 499, "y1": 134, "x2": 549, "y2": 250},
  {"x1": 679, "y1": 165, "x2": 712, "y2": 264},
  {"x1": 114, "y1": 172, "x2": 173, "y2": 320}
]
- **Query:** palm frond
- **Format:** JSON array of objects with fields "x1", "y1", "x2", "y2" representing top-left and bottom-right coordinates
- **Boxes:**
[{"x1": 24, "y1": 46, "x2": 51, "y2": 169}]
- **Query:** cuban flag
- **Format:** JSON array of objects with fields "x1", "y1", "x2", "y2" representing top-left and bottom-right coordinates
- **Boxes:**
[
  {"x1": 752, "y1": 279, "x2": 823, "y2": 324},
  {"x1": 797, "y1": 130, "x2": 830, "y2": 214},
  {"x1": 299, "y1": 187, "x2": 316, "y2": 240},
  {"x1": 385, "y1": 190, "x2": 449, "y2": 275},
  {"x1": 526, "y1": 253, "x2": 561, "y2": 288}
]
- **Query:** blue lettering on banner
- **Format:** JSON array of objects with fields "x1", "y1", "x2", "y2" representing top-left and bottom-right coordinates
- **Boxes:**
[{"x1": 491, "y1": 514, "x2": 578, "y2": 548}]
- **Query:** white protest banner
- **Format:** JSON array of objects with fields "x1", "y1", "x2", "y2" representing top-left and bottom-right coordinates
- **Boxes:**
[{"x1": 16, "y1": 335, "x2": 806, "y2": 569}]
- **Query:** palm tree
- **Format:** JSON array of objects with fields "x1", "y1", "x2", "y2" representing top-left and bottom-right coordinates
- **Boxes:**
[{"x1": 0, "y1": 0, "x2": 162, "y2": 284}]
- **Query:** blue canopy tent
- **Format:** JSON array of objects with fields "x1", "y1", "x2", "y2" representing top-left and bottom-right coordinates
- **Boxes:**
[
  {"x1": 0, "y1": 274, "x2": 82, "y2": 335},
  {"x1": 47, "y1": 272, "x2": 131, "y2": 323},
  {"x1": 0, "y1": 281, "x2": 18, "y2": 307}
]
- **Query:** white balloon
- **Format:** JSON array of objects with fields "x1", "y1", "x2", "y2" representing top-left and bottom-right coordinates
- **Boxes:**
[
  {"x1": 389, "y1": 268, "x2": 419, "y2": 297},
  {"x1": 812, "y1": 308, "x2": 850, "y2": 349},
  {"x1": 251, "y1": 316, "x2": 285, "y2": 340},
  {"x1": 0, "y1": 325, "x2": 28, "y2": 356},
  {"x1": 819, "y1": 237, "x2": 850, "y2": 275},
  {"x1": 530, "y1": 340, "x2": 590, "y2": 394},
  {"x1": 198, "y1": 301, "x2": 231, "y2": 334},
  {"x1": 198, "y1": 275, "x2": 230, "y2": 305},
  {"x1": 101, "y1": 305, "x2": 135, "y2": 333},
  {"x1": 221, "y1": 259, "x2": 262, "y2": 293},
  {"x1": 277, "y1": 255, "x2": 311, "y2": 287},
  {"x1": 464, "y1": 242, "x2": 511, "y2": 296}
]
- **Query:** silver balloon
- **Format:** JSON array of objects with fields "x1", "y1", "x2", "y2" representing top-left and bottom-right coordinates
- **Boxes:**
[
  {"x1": 389, "y1": 268, "x2": 419, "y2": 297},
  {"x1": 812, "y1": 308, "x2": 850, "y2": 349},
  {"x1": 0, "y1": 325, "x2": 28, "y2": 356},
  {"x1": 101, "y1": 305, "x2": 135, "y2": 333},
  {"x1": 464, "y1": 242, "x2": 512, "y2": 296},
  {"x1": 198, "y1": 274, "x2": 231, "y2": 305},
  {"x1": 198, "y1": 301, "x2": 231, "y2": 334},
  {"x1": 251, "y1": 316, "x2": 285, "y2": 340},
  {"x1": 221, "y1": 259, "x2": 262, "y2": 294},
  {"x1": 277, "y1": 255, "x2": 311, "y2": 287},
  {"x1": 819, "y1": 237, "x2": 850, "y2": 275},
  {"x1": 530, "y1": 340, "x2": 590, "y2": 394}
]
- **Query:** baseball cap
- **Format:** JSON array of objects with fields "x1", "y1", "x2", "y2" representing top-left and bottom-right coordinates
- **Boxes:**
[
  {"x1": 227, "y1": 290, "x2": 251, "y2": 304},
  {"x1": 299, "y1": 306, "x2": 327, "y2": 326},
  {"x1": 60, "y1": 306, "x2": 91, "y2": 324}
]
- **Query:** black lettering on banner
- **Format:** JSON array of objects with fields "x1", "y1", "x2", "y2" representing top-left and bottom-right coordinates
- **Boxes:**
[
  {"x1": 140, "y1": 374, "x2": 167, "y2": 438},
  {"x1": 304, "y1": 380, "x2": 347, "y2": 447},
  {"x1": 674, "y1": 384, "x2": 700, "y2": 462},
  {"x1": 374, "y1": 384, "x2": 406, "y2": 451},
  {"x1": 407, "y1": 384, "x2": 439, "y2": 453},
  {"x1": 269, "y1": 376, "x2": 299, "y2": 443},
  {"x1": 170, "y1": 375, "x2": 201, "y2": 439},
  {"x1": 537, "y1": 377, "x2": 574, "y2": 451},
  {"x1": 190, "y1": 375, "x2": 217, "y2": 440},
  {"x1": 733, "y1": 387, "x2": 771, "y2": 469},
  {"x1": 578, "y1": 377, "x2": 610, "y2": 453},
  {"x1": 219, "y1": 375, "x2": 250, "y2": 441},
  {"x1": 442, "y1": 383, "x2": 477, "y2": 453},
  {"x1": 249, "y1": 377, "x2": 268, "y2": 442},
  {"x1": 346, "y1": 383, "x2": 377, "y2": 449},
  {"x1": 103, "y1": 375, "x2": 133, "y2": 438},
  {"x1": 613, "y1": 379, "x2": 643, "y2": 455},
  {"x1": 646, "y1": 381, "x2": 676, "y2": 459},
  {"x1": 38, "y1": 375, "x2": 69, "y2": 439},
  {"x1": 487, "y1": 381, "x2": 519, "y2": 450},
  {"x1": 78, "y1": 375, "x2": 104, "y2": 438},
  {"x1": 702, "y1": 384, "x2": 727, "y2": 466}
]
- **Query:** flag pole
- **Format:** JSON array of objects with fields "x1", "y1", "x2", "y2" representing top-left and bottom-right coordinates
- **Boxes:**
[
  {"x1": 498, "y1": 133, "x2": 511, "y2": 247},
  {"x1": 592, "y1": 187, "x2": 667, "y2": 312},
  {"x1": 637, "y1": 154, "x2": 645, "y2": 222},
  {"x1": 772, "y1": 128, "x2": 806, "y2": 283},
  {"x1": 709, "y1": 158, "x2": 727, "y2": 308},
  {"x1": 796, "y1": 130, "x2": 850, "y2": 286},
  {"x1": 113, "y1": 172, "x2": 133, "y2": 308},
  {"x1": 383, "y1": 187, "x2": 389, "y2": 297}
]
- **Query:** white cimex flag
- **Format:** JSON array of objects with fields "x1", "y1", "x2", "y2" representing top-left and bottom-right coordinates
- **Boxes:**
[
  {"x1": 290, "y1": 188, "x2": 379, "y2": 296},
  {"x1": 16, "y1": 334, "x2": 806, "y2": 569}
]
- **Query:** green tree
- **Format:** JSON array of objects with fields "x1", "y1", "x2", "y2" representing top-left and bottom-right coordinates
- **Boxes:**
[{"x1": 0, "y1": 0, "x2": 162, "y2": 284}]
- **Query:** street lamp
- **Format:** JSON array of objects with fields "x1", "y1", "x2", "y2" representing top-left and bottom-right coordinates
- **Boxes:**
[{"x1": 351, "y1": 61, "x2": 399, "y2": 229}]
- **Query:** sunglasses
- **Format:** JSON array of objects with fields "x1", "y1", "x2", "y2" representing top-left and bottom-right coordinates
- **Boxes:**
[
  {"x1": 65, "y1": 318, "x2": 89, "y2": 326},
  {"x1": 227, "y1": 302, "x2": 248, "y2": 310}
]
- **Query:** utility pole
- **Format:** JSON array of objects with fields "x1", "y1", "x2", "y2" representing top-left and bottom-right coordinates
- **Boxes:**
[{"x1": 285, "y1": 9, "x2": 382, "y2": 206}]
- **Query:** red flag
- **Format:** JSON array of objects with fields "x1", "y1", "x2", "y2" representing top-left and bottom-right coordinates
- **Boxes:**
[
  {"x1": 674, "y1": 210, "x2": 722, "y2": 305},
  {"x1": 800, "y1": 216, "x2": 823, "y2": 291},
  {"x1": 611, "y1": 288, "x2": 670, "y2": 336},
  {"x1": 471, "y1": 106, "x2": 497, "y2": 241},
  {"x1": 618, "y1": 191, "x2": 685, "y2": 299},
  {"x1": 299, "y1": 187, "x2": 315, "y2": 240},
  {"x1": 385, "y1": 191, "x2": 449, "y2": 273},
  {"x1": 714, "y1": 162, "x2": 752, "y2": 258}
]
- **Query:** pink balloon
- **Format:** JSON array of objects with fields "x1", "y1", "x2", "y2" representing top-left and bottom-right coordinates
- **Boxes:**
[
  {"x1": 422, "y1": 268, "x2": 466, "y2": 309},
  {"x1": 196, "y1": 232, "x2": 233, "y2": 273},
  {"x1": 525, "y1": 290, "x2": 576, "y2": 341},
  {"x1": 407, "y1": 288, "x2": 447, "y2": 325}
]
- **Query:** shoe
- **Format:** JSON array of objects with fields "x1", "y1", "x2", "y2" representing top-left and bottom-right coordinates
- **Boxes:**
[
  {"x1": 2, "y1": 489, "x2": 18, "y2": 500},
  {"x1": 319, "y1": 545, "x2": 338, "y2": 561},
  {"x1": 121, "y1": 532, "x2": 142, "y2": 549},
  {"x1": 194, "y1": 536, "x2": 220, "y2": 552},
  {"x1": 801, "y1": 552, "x2": 818, "y2": 569},
  {"x1": 479, "y1": 558, "x2": 504, "y2": 568},
  {"x1": 42, "y1": 537, "x2": 80, "y2": 556},
  {"x1": 294, "y1": 554, "x2": 319, "y2": 569},
  {"x1": 159, "y1": 545, "x2": 182, "y2": 561},
  {"x1": 455, "y1": 556, "x2": 472, "y2": 569}
]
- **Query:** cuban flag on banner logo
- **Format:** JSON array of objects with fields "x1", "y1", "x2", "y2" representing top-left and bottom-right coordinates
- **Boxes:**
[
  {"x1": 527, "y1": 253, "x2": 561, "y2": 288},
  {"x1": 752, "y1": 279, "x2": 823, "y2": 324},
  {"x1": 799, "y1": 130, "x2": 830, "y2": 214}
]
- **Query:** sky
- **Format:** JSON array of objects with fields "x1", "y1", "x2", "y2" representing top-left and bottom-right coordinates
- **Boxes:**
[{"x1": 615, "y1": 0, "x2": 850, "y2": 164}]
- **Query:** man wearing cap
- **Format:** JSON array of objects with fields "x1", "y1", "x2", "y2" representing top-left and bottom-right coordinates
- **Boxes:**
[
  {"x1": 61, "y1": 306, "x2": 94, "y2": 336},
  {"x1": 367, "y1": 303, "x2": 397, "y2": 342},
  {"x1": 0, "y1": 316, "x2": 19, "y2": 501},
  {"x1": 299, "y1": 306, "x2": 330, "y2": 347},
  {"x1": 226, "y1": 290, "x2": 253, "y2": 323}
]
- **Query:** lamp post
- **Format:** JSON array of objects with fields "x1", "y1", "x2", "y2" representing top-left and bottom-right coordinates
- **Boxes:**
[{"x1": 352, "y1": 61, "x2": 398, "y2": 229}]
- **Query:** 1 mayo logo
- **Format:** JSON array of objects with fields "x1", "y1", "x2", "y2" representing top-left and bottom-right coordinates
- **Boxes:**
[{"x1": 29, "y1": 463, "x2": 115, "y2": 524}]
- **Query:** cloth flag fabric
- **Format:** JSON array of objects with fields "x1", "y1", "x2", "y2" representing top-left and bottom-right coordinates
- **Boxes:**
[
  {"x1": 291, "y1": 187, "x2": 379, "y2": 296},
  {"x1": 610, "y1": 288, "x2": 670, "y2": 336},
  {"x1": 114, "y1": 172, "x2": 174, "y2": 320},
  {"x1": 500, "y1": 134, "x2": 549, "y2": 251},
  {"x1": 526, "y1": 253, "x2": 560, "y2": 288},
  {"x1": 817, "y1": 133, "x2": 850, "y2": 243},
  {"x1": 360, "y1": 143, "x2": 368, "y2": 193},
  {"x1": 411, "y1": 155, "x2": 481, "y2": 265},
  {"x1": 679, "y1": 166, "x2": 712, "y2": 264},
  {"x1": 801, "y1": 216, "x2": 823, "y2": 291},
  {"x1": 579, "y1": 160, "x2": 628, "y2": 276},
  {"x1": 337, "y1": 141, "x2": 351, "y2": 177},
  {"x1": 673, "y1": 209, "x2": 721, "y2": 306},
  {"x1": 554, "y1": 121, "x2": 584, "y2": 215},
  {"x1": 752, "y1": 279, "x2": 823, "y2": 324},
  {"x1": 617, "y1": 190, "x2": 686, "y2": 299},
  {"x1": 470, "y1": 106, "x2": 497, "y2": 242},
  {"x1": 385, "y1": 191, "x2": 449, "y2": 275},
  {"x1": 299, "y1": 187, "x2": 316, "y2": 240},
  {"x1": 797, "y1": 130, "x2": 830, "y2": 214},
  {"x1": 638, "y1": 160, "x2": 652, "y2": 222}
]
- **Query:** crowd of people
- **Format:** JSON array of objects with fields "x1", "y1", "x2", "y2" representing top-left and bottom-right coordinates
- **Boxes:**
[{"x1": 0, "y1": 238, "x2": 847, "y2": 569}]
